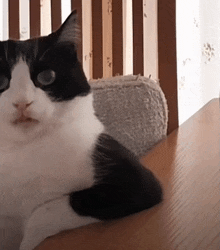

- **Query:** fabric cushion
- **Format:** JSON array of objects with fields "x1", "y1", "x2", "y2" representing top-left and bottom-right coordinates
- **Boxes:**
[{"x1": 89, "y1": 75, "x2": 168, "y2": 158}]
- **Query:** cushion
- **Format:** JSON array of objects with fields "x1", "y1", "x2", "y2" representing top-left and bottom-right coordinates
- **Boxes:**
[{"x1": 89, "y1": 75, "x2": 168, "y2": 158}]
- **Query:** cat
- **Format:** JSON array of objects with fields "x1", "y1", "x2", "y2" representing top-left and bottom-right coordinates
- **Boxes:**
[{"x1": 0, "y1": 10, "x2": 162, "y2": 250}]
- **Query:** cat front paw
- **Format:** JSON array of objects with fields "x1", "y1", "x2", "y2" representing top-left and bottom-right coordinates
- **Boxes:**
[
  {"x1": 20, "y1": 195, "x2": 99, "y2": 250},
  {"x1": 19, "y1": 238, "x2": 41, "y2": 250}
]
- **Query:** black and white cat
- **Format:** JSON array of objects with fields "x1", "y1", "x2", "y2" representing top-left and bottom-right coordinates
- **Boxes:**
[{"x1": 0, "y1": 11, "x2": 162, "y2": 250}]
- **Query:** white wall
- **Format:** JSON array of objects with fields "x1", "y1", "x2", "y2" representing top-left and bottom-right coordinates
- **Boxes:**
[
  {"x1": 177, "y1": 0, "x2": 220, "y2": 125},
  {"x1": 200, "y1": 0, "x2": 220, "y2": 105},
  {"x1": 0, "y1": 0, "x2": 8, "y2": 40}
]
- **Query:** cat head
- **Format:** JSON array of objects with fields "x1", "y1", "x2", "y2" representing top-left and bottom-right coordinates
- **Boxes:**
[{"x1": 0, "y1": 11, "x2": 92, "y2": 145}]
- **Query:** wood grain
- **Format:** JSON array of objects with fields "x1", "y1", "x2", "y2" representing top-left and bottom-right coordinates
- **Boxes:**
[
  {"x1": 112, "y1": 0, "x2": 123, "y2": 76},
  {"x1": 92, "y1": 0, "x2": 103, "y2": 79},
  {"x1": 158, "y1": 0, "x2": 179, "y2": 134},
  {"x1": 133, "y1": 0, "x2": 144, "y2": 76},
  {"x1": 30, "y1": 0, "x2": 41, "y2": 38},
  {"x1": 9, "y1": 0, "x2": 20, "y2": 39},
  {"x1": 35, "y1": 98, "x2": 220, "y2": 250},
  {"x1": 51, "y1": 0, "x2": 62, "y2": 32}
]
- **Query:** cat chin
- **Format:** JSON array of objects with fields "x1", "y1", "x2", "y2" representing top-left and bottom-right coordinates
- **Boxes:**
[
  {"x1": 12, "y1": 118, "x2": 40, "y2": 128},
  {"x1": 0, "y1": 120, "x2": 46, "y2": 146},
  {"x1": 12, "y1": 123, "x2": 40, "y2": 133}
]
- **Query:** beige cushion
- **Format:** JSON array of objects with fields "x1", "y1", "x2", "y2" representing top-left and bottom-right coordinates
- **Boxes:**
[{"x1": 89, "y1": 75, "x2": 168, "y2": 158}]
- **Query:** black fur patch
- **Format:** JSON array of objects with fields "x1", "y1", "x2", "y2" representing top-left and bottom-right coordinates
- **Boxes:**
[
  {"x1": 0, "y1": 37, "x2": 90, "y2": 99},
  {"x1": 69, "y1": 133, "x2": 163, "y2": 220}
]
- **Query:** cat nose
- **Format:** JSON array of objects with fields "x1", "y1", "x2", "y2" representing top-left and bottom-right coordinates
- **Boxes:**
[{"x1": 13, "y1": 101, "x2": 33, "y2": 110}]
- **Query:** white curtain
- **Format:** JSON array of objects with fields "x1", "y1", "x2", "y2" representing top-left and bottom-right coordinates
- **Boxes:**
[{"x1": 177, "y1": 0, "x2": 220, "y2": 125}]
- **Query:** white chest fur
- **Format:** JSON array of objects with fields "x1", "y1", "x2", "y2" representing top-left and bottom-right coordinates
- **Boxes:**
[
  {"x1": 0, "y1": 93, "x2": 104, "y2": 222},
  {"x1": 0, "y1": 128, "x2": 96, "y2": 219}
]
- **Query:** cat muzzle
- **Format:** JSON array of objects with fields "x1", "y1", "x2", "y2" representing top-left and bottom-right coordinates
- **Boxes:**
[{"x1": 12, "y1": 115, "x2": 39, "y2": 127}]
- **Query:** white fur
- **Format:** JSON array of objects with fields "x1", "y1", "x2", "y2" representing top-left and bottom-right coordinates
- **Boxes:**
[
  {"x1": 0, "y1": 59, "x2": 104, "y2": 249},
  {"x1": 20, "y1": 196, "x2": 99, "y2": 250}
]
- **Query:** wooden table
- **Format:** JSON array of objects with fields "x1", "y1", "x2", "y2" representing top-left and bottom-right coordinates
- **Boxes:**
[{"x1": 36, "y1": 98, "x2": 220, "y2": 250}]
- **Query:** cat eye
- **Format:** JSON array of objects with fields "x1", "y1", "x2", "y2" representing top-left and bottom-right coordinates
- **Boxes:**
[
  {"x1": 0, "y1": 75, "x2": 9, "y2": 90},
  {"x1": 37, "y1": 69, "x2": 56, "y2": 86}
]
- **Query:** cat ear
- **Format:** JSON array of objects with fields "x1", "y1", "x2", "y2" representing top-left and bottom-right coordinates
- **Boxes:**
[{"x1": 54, "y1": 10, "x2": 80, "y2": 45}]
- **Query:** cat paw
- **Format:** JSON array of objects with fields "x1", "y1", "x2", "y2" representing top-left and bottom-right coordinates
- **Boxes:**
[
  {"x1": 19, "y1": 241, "x2": 37, "y2": 250},
  {"x1": 20, "y1": 195, "x2": 98, "y2": 250}
]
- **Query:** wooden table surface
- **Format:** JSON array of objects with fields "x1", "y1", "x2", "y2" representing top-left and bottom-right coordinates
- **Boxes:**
[{"x1": 36, "y1": 98, "x2": 220, "y2": 250}]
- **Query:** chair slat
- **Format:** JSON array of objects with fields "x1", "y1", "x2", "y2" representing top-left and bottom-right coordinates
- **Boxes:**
[
  {"x1": 133, "y1": 0, "x2": 144, "y2": 75},
  {"x1": 112, "y1": 0, "x2": 123, "y2": 76},
  {"x1": 51, "y1": 0, "x2": 62, "y2": 32},
  {"x1": 158, "y1": 0, "x2": 178, "y2": 133},
  {"x1": 92, "y1": 0, "x2": 103, "y2": 79},
  {"x1": 30, "y1": 0, "x2": 41, "y2": 38},
  {"x1": 9, "y1": 0, "x2": 19, "y2": 39}
]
